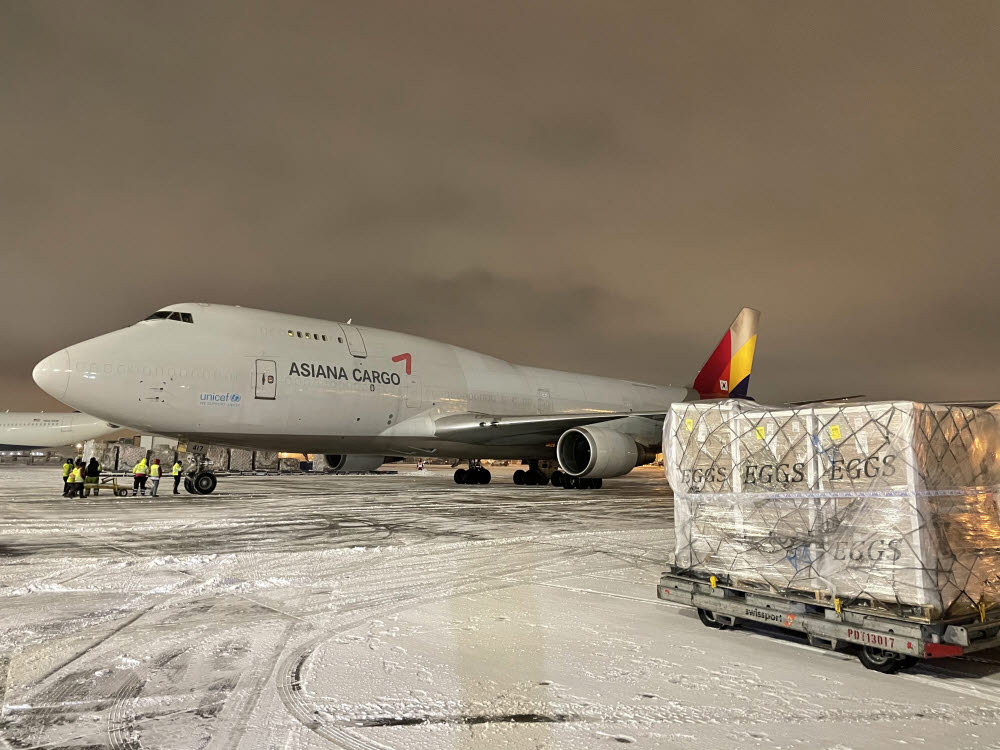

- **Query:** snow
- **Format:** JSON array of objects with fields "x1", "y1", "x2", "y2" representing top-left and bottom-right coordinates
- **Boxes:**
[{"x1": 0, "y1": 465, "x2": 998, "y2": 749}]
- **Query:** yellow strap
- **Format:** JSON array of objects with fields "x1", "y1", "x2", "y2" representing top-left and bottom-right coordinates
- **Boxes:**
[
  {"x1": 709, "y1": 575, "x2": 718, "y2": 590},
  {"x1": 834, "y1": 598, "x2": 842, "y2": 614}
]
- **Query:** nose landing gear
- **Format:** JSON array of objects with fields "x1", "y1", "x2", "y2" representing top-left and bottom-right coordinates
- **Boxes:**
[
  {"x1": 454, "y1": 460, "x2": 491, "y2": 485},
  {"x1": 182, "y1": 452, "x2": 219, "y2": 495}
]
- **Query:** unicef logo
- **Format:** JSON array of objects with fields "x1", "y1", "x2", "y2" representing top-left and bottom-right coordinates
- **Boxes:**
[{"x1": 199, "y1": 392, "x2": 243, "y2": 405}]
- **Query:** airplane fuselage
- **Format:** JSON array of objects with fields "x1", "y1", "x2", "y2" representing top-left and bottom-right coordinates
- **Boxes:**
[
  {"x1": 0, "y1": 412, "x2": 118, "y2": 450},
  {"x1": 34, "y1": 304, "x2": 692, "y2": 459}
]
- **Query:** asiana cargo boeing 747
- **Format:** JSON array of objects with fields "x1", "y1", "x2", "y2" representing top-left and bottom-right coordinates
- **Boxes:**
[{"x1": 33, "y1": 304, "x2": 758, "y2": 494}]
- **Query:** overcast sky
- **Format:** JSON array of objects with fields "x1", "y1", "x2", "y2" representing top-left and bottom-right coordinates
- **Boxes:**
[{"x1": 3, "y1": 2, "x2": 999, "y2": 410}]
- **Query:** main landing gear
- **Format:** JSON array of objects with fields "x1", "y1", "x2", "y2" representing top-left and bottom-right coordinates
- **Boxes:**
[
  {"x1": 510, "y1": 461, "x2": 603, "y2": 490},
  {"x1": 513, "y1": 466, "x2": 549, "y2": 486},
  {"x1": 455, "y1": 459, "x2": 491, "y2": 485},
  {"x1": 551, "y1": 471, "x2": 602, "y2": 490}
]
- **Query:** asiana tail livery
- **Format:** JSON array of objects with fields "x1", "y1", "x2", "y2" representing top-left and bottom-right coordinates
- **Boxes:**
[{"x1": 34, "y1": 304, "x2": 759, "y2": 493}]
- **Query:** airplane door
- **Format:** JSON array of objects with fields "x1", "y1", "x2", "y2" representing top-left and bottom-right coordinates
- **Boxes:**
[
  {"x1": 339, "y1": 324, "x2": 368, "y2": 358},
  {"x1": 406, "y1": 376, "x2": 421, "y2": 408},
  {"x1": 255, "y1": 359, "x2": 277, "y2": 400},
  {"x1": 60, "y1": 416, "x2": 71, "y2": 433},
  {"x1": 537, "y1": 388, "x2": 552, "y2": 414}
]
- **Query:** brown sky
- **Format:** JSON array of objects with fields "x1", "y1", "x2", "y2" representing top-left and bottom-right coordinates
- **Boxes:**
[{"x1": 3, "y1": 1, "x2": 1000, "y2": 410}]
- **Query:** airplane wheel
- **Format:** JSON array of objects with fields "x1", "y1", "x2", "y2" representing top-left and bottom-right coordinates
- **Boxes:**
[
  {"x1": 592, "y1": 478, "x2": 603, "y2": 489},
  {"x1": 551, "y1": 471, "x2": 563, "y2": 487},
  {"x1": 454, "y1": 468, "x2": 467, "y2": 484},
  {"x1": 576, "y1": 478, "x2": 590, "y2": 490},
  {"x1": 513, "y1": 469, "x2": 525, "y2": 485},
  {"x1": 478, "y1": 469, "x2": 491, "y2": 484},
  {"x1": 523, "y1": 471, "x2": 537, "y2": 486},
  {"x1": 533, "y1": 471, "x2": 549, "y2": 486},
  {"x1": 184, "y1": 477, "x2": 196, "y2": 494},
  {"x1": 563, "y1": 476, "x2": 578, "y2": 489},
  {"x1": 193, "y1": 472, "x2": 218, "y2": 495}
]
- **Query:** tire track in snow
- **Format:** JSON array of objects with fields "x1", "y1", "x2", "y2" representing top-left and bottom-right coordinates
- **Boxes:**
[
  {"x1": 0, "y1": 655, "x2": 9, "y2": 718},
  {"x1": 108, "y1": 670, "x2": 146, "y2": 750},
  {"x1": 274, "y1": 542, "x2": 630, "y2": 750}
]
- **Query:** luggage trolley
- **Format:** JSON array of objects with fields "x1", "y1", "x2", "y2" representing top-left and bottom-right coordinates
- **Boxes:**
[
  {"x1": 98, "y1": 475, "x2": 130, "y2": 497},
  {"x1": 657, "y1": 566, "x2": 1000, "y2": 673}
]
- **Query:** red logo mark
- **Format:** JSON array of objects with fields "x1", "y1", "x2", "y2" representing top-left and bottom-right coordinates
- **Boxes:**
[{"x1": 392, "y1": 352, "x2": 412, "y2": 375}]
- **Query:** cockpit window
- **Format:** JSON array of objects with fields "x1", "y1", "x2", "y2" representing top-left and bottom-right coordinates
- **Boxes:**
[{"x1": 143, "y1": 310, "x2": 194, "y2": 323}]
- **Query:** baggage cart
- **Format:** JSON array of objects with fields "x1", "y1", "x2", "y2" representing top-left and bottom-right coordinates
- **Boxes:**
[{"x1": 98, "y1": 475, "x2": 130, "y2": 497}]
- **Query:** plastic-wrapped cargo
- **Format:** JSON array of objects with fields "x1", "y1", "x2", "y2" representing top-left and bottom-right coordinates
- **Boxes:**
[{"x1": 665, "y1": 400, "x2": 1000, "y2": 619}]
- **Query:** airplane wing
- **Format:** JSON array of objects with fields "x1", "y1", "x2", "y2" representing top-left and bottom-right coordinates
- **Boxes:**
[{"x1": 431, "y1": 410, "x2": 668, "y2": 445}]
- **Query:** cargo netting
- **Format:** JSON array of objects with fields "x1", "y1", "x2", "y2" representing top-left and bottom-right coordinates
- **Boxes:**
[{"x1": 665, "y1": 400, "x2": 1000, "y2": 619}]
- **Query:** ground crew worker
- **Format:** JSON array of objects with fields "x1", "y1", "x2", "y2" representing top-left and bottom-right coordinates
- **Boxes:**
[
  {"x1": 172, "y1": 459, "x2": 183, "y2": 494},
  {"x1": 61, "y1": 458, "x2": 74, "y2": 495},
  {"x1": 132, "y1": 456, "x2": 149, "y2": 496},
  {"x1": 84, "y1": 457, "x2": 101, "y2": 497},
  {"x1": 67, "y1": 460, "x2": 86, "y2": 498},
  {"x1": 149, "y1": 459, "x2": 162, "y2": 497}
]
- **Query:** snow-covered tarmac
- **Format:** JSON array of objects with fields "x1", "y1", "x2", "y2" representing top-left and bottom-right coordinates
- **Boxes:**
[{"x1": 2, "y1": 465, "x2": 999, "y2": 750}]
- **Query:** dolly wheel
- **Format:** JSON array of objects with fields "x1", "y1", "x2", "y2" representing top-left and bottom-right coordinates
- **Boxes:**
[
  {"x1": 697, "y1": 608, "x2": 726, "y2": 629},
  {"x1": 858, "y1": 647, "x2": 908, "y2": 674},
  {"x1": 896, "y1": 655, "x2": 919, "y2": 671}
]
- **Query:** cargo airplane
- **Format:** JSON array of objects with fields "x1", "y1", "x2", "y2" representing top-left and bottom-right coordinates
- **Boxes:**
[
  {"x1": 0, "y1": 411, "x2": 120, "y2": 451},
  {"x1": 33, "y1": 304, "x2": 758, "y2": 493}
]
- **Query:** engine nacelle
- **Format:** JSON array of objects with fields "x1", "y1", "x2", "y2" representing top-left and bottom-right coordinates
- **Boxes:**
[
  {"x1": 324, "y1": 454, "x2": 386, "y2": 473},
  {"x1": 556, "y1": 425, "x2": 651, "y2": 478}
]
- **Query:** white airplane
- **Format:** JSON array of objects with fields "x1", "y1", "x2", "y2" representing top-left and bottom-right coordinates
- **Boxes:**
[
  {"x1": 0, "y1": 411, "x2": 120, "y2": 451},
  {"x1": 33, "y1": 304, "x2": 759, "y2": 493}
]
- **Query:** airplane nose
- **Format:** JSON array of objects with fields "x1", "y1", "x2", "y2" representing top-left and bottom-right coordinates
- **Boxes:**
[{"x1": 33, "y1": 348, "x2": 71, "y2": 401}]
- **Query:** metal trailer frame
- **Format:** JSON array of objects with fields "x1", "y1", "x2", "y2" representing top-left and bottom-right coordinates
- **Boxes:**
[{"x1": 657, "y1": 567, "x2": 1000, "y2": 673}]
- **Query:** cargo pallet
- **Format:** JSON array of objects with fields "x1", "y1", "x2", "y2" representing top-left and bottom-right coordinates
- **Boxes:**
[{"x1": 657, "y1": 567, "x2": 1000, "y2": 673}]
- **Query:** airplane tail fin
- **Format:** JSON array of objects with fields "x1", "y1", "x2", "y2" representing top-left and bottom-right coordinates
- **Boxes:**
[{"x1": 693, "y1": 307, "x2": 760, "y2": 399}]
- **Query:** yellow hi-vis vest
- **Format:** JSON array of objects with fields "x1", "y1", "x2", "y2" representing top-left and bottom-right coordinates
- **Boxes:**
[
  {"x1": 150, "y1": 464, "x2": 161, "y2": 478},
  {"x1": 133, "y1": 461, "x2": 148, "y2": 476},
  {"x1": 172, "y1": 463, "x2": 182, "y2": 476},
  {"x1": 62, "y1": 462, "x2": 73, "y2": 478},
  {"x1": 70, "y1": 467, "x2": 83, "y2": 482}
]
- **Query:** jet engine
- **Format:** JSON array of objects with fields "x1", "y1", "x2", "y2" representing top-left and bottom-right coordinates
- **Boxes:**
[
  {"x1": 556, "y1": 425, "x2": 655, "y2": 478},
  {"x1": 324, "y1": 454, "x2": 387, "y2": 473}
]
